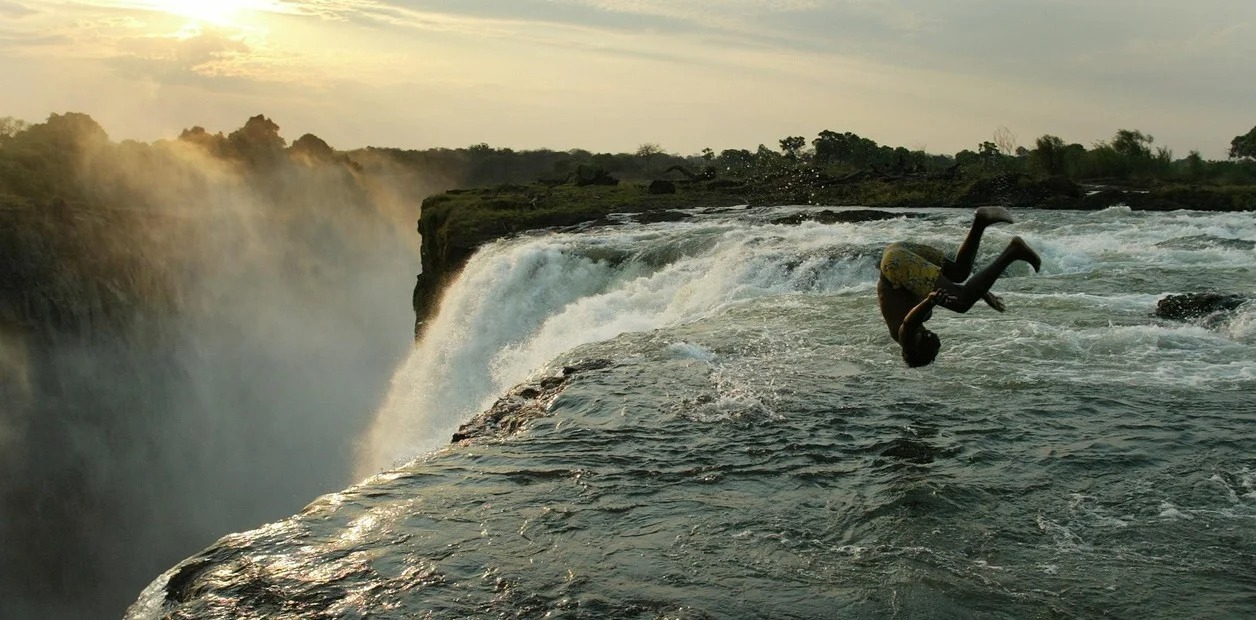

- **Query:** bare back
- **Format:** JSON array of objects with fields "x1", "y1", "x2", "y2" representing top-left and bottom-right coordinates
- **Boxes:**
[{"x1": 877, "y1": 275, "x2": 924, "y2": 343}]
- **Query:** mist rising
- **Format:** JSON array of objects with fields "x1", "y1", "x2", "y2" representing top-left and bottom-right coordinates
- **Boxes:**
[{"x1": 0, "y1": 114, "x2": 428, "y2": 618}]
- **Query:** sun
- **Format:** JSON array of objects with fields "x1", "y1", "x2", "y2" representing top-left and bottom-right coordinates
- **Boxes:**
[{"x1": 143, "y1": 0, "x2": 271, "y2": 26}]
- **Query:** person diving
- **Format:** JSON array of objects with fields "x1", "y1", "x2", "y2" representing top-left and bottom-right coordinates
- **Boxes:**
[{"x1": 877, "y1": 206, "x2": 1042, "y2": 367}]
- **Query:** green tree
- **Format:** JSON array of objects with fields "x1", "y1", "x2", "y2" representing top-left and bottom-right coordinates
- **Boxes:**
[
  {"x1": 1063, "y1": 143, "x2": 1087, "y2": 175},
  {"x1": 226, "y1": 114, "x2": 286, "y2": 167},
  {"x1": 0, "y1": 116, "x2": 30, "y2": 140},
  {"x1": 977, "y1": 141, "x2": 1001, "y2": 169},
  {"x1": 635, "y1": 143, "x2": 664, "y2": 172},
  {"x1": 1230, "y1": 125, "x2": 1256, "y2": 159},
  {"x1": 1111, "y1": 129, "x2": 1153, "y2": 160},
  {"x1": 1031, "y1": 134, "x2": 1068, "y2": 176},
  {"x1": 1153, "y1": 146, "x2": 1173, "y2": 175},
  {"x1": 24, "y1": 112, "x2": 109, "y2": 151},
  {"x1": 1082, "y1": 143, "x2": 1124, "y2": 178},
  {"x1": 0, "y1": 112, "x2": 110, "y2": 200},
  {"x1": 717, "y1": 148, "x2": 755, "y2": 171},
  {"x1": 755, "y1": 144, "x2": 781, "y2": 167},
  {"x1": 779, "y1": 136, "x2": 806, "y2": 160},
  {"x1": 178, "y1": 126, "x2": 228, "y2": 157},
  {"x1": 1078, "y1": 130, "x2": 1158, "y2": 179},
  {"x1": 289, "y1": 133, "x2": 335, "y2": 161},
  {"x1": 812, "y1": 130, "x2": 882, "y2": 167},
  {"x1": 1185, "y1": 150, "x2": 1205, "y2": 181}
]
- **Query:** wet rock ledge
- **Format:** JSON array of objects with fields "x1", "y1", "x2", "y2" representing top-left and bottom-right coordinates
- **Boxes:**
[{"x1": 451, "y1": 359, "x2": 612, "y2": 443}]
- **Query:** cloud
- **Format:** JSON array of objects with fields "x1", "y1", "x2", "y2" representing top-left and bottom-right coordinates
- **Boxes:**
[
  {"x1": 0, "y1": 0, "x2": 37, "y2": 18},
  {"x1": 0, "y1": 1, "x2": 70, "y2": 51},
  {"x1": 117, "y1": 25, "x2": 249, "y2": 65},
  {"x1": 0, "y1": 28, "x2": 72, "y2": 51},
  {"x1": 0, "y1": 3, "x2": 348, "y2": 86}
]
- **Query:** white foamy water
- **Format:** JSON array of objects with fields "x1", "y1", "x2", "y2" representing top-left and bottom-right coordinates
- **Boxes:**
[
  {"x1": 357, "y1": 207, "x2": 1255, "y2": 474},
  {"x1": 357, "y1": 219, "x2": 881, "y2": 474}
]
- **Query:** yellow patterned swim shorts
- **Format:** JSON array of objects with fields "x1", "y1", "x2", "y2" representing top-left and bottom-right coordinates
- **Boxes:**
[{"x1": 880, "y1": 242, "x2": 946, "y2": 297}]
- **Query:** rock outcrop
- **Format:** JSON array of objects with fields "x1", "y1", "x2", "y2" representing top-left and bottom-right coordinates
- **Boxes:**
[
  {"x1": 451, "y1": 359, "x2": 612, "y2": 442},
  {"x1": 1155, "y1": 293, "x2": 1248, "y2": 323}
]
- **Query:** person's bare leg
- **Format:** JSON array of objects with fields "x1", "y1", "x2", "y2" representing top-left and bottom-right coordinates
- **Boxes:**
[
  {"x1": 935, "y1": 236, "x2": 1040, "y2": 312},
  {"x1": 944, "y1": 206, "x2": 1015, "y2": 282}
]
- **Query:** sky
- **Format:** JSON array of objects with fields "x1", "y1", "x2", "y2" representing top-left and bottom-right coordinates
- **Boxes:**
[{"x1": 1, "y1": 0, "x2": 1253, "y2": 158}]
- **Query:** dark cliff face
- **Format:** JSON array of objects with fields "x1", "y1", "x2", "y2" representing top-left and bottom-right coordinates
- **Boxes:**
[{"x1": 412, "y1": 198, "x2": 477, "y2": 340}]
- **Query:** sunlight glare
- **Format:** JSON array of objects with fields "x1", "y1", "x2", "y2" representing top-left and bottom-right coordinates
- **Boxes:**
[{"x1": 143, "y1": 0, "x2": 276, "y2": 26}]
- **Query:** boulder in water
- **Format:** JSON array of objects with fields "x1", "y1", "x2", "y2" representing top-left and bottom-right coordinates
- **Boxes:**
[{"x1": 1155, "y1": 293, "x2": 1247, "y2": 322}]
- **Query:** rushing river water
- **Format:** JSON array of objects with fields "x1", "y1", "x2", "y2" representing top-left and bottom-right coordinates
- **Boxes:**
[{"x1": 130, "y1": 206, "x2": 1255, "y2": 619}]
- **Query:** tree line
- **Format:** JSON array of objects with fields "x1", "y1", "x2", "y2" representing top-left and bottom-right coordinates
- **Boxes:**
[
  {"x1": 2, "y1": 112, "x2": 1255, "y2": 210},
  {"x1": 752, "y1": 126, "x2": 1256, "y2": 185}
]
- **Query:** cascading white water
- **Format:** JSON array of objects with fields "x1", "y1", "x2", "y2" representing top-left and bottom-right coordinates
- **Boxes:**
[
  {"x1": 354, "y1": 206, "x2": 1256, "y2": 477},
  {"x1": 354, "y1": 217, "x2": 886, "y2": 476}
]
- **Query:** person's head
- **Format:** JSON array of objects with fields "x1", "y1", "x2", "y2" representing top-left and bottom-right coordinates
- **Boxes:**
[{"x1": 901, "y1": 327, "x2": 940, "y2": 367}]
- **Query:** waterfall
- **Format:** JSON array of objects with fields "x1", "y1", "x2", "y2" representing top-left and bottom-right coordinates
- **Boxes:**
[{"x1": 355, "y1": 218, "x2": 883, "y2": 476}]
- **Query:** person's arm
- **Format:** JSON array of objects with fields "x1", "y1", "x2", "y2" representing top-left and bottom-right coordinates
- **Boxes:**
[
  {"x1": 983, "y1": 291, "x2": 1006, "y2": 312},
  {"x1": 897, "y1": 292, "x2": 937, "y2": 343}
]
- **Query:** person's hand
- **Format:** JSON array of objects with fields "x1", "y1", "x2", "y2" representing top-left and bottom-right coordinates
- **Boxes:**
[
  {"x1": 931, "y1": 288, "x2": 960, "y2": 309},
  {"x1": 984, "y1": 292, "x2": 1006, "y2": 312}
]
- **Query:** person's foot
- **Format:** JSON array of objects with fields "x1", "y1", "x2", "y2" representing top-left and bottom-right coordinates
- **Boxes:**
[
  {"x1": 984, "y1": 292, "x2": 1006, "y2": 312},
  {"x1": 1010, "y1": 236, "x2": 1042, "y2": 272},
  {"x1": 975, "y1": 206, "x2": 1015, "y2": 226}
]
